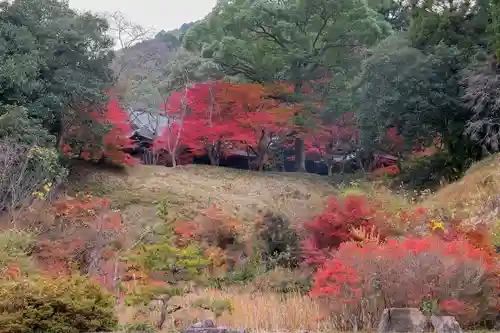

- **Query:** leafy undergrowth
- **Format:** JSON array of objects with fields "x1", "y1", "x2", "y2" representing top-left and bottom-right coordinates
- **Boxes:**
[{"x1": 67, "y1": 163, "x2": 338, "y2": 239}]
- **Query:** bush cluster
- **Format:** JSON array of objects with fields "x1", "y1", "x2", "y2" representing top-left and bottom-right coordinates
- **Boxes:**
[
  {"x1": 4, "y1": 189, "x2": 497, "y2": 333},
  {"x1": 310, "y1": 236, "x2": 498, "y2": 329},
  {"x1": 298, "y1": 194, "x2": 500, "y2": 330},
  {"x1": 0, "y1": 275, "x2": 117, "y2": 333},
  {"x1": 255, "y1": 212, "x2": 301, "y2": 270}
]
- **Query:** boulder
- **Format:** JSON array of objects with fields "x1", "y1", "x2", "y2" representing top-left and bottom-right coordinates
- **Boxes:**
[
  {"x1": 377, "y1": 308, "x2": 430, "y2": 333},
  {"x1": 184, "y1": 320, "x2": 247, "y2": 333},
  {"x1": 172, "y1": 309, "x2": 216, "y2": 329},
  {"x1": 431, "y1": 315, "x2": 463, "y2": 333},
  {"x1": 188, "y1": 320, "x2": 216, "y2": 329},
  {"x1": 184, "y1": 328, "x2": 247, "y2": 333}
]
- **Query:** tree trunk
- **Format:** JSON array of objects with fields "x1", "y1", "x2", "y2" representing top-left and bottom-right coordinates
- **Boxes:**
[
  {"x1": 294, "y1": 137, "x2": 306, "y2": 172},
  {"x1": 157, "y1": 298, "x2": 168, "y2": 330},
  {"x1": 208, "y1": 148, "x2": 218, "y2": 165},
  {"x1": 206, "y1": 141, "x2": 221, "y2": 166},
  {"x1": 255, "y1": 129, "x2": 270, "y2": 171}
]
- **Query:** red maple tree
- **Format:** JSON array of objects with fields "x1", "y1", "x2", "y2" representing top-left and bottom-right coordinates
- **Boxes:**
[
  {"x1": 301, "y1": 113, "x2": 360, "y2": 174},
  {"x1": 60, "y1": 97, "x2": 136, "y2": 166},
  {"x1": 302, "y1": 195, "x2": 388, "y2": 268},
  {"x1": 153, "y1": 81, "x2": 296, "y2": 170}
]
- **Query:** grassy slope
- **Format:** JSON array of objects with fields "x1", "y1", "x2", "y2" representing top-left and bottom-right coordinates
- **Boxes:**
[
  {"x1": 68, "y1": 164, "x2": 341, "y2": 330},
  {"x1": 68, "y1": 163, "x2": 338, "y2": 240},
  {"x1": 424, "y1": 154, "x2": 500, "y2": 226}
]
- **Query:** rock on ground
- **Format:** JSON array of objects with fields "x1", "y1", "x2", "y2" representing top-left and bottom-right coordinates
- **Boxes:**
[
  {"x1": 377, "y1": 308, "x2": 430, "y2": 333},
  {"x1": 431, "y1": 315, "x2": 463, "y2": 333},
  {"x1": 184, "y1": 320, "x2": 246, "y2": 333}
]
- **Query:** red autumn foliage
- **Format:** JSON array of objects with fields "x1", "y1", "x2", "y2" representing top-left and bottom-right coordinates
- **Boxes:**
[
  {"x1": 33, "y1": 194, "x2": 124, "y2": 282},
  {"x1": 303, "y1": 113, "x2": 359, "y2": 162},
  {"x1": 383, "y1": 127, "x2": 405, "y2": 154},
  {"x1": 392, "y1": 205, "x2": 429, "y2": 233},
  {"x1": 2, "y1": 263, "x2": 21, "y2": 280},
  {"x1": 60, "y1": 97, "x2": 136, "y2": 166},
  {"x1": 174, "y1": 205, "x2": 243, "y2": 251},
  {"x1": 372, "y1": 164, "x2": 400, "y2": 177},
  {"x1": 302, "y1": 195, "x2": 387, "y2": 266},
  {"x1": 34, "y1": 239, "x2": 83, "y2": 275},
  {"x1": 433, "y1": 222, "x2": 497, "y2": 258},
  {"x1": 170, "y1": 206, "x2": 245, "y2": 274},
  {"x1": 297, "y1": 115, "x2": 405, "y2": 174},
  {"x1": 172, "y1": 220, "x2": 199, "y2": 247},
  {"x1": 153, "y1": 81, "x2": 296, "y2": 169},
  {"x1": 309, "y1": 258, "x2": 361, "y2": 302},
  {"x1": 439, "y1": 299, "x2": 479, "y2": 325},
  {"x1": 311, "y1": 236, "x2": 499, "y2": 329},
  {"x1": 99, "y1": 99, "x2": 136, "y2": 166}
]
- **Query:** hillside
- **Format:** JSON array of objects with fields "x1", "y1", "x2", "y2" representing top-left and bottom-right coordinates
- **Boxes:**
[
  {"x1": 68, "y1": 164, "x2": 338, "y2": 238},
  {"x1": 67, "y1": 154, "x2": 500, "y2": 243},
  {"x1": 4, "y1": 0, "x2": 500, "y2": 331},
  {"x1": 112, "y1": 22, "x2": 196, "y2": 85},
  {"x1": 112, "y1": 35, "x2": 181, "y2": 84},
  {"x1": 424, "y1": 153, "x2": 500, "y2": 227},
  {"x1": 5, "y1": 158, "x2": 500, "y2": 332},
  {"x1": 64, "y1": 159, "x2": 500, "y2": 331}
]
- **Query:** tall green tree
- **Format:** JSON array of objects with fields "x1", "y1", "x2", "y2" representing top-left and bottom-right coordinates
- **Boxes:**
[
  {"x1": 0, "y1": 0, "x2": 115, "y2": 144},
  {"x1": 184, "y1": 0, "x2": 391, "y2": 170},
  {"x1": 184, "y1": 0, "x2": 391, "y2": 91},
  {"x1": 357, "y1": 36, "x2": 465, "y2": 150},
  {"x1": 354, "y1": 0, "x2": 493, "y2": 175},
  {"x1": 463, "y1": 52, "x2": 500, "y2": 153},
  {"x1": 408, "y1": 0, "x2": 491, "y2": 52},
  {"x1": 355, "y1": 33, "x2": 483, "y2": 180}
]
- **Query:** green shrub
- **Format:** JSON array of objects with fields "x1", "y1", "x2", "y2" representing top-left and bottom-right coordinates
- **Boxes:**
[
  {"x1": 0, "y1": 106, "x2": 55, "y2": 147},
  {"x1": 0, "y1": 229, "x2": 37, "y2": 276},
  {"x1": 0, "y1": 275, "x2": 118, "y2": 333},
  {"x1": 395, "y1": 153, "x2": 470, "y2": 190},
  {"x1": 207, "y1": 263, "x2": 263, "y2": 288},
  {"x1": 252, "y1": 267, "x2": 312, "y2": 294},
  {"x1": 256, "y1": 212, "x2": 301, "y2": 270},
  {"x1": 0, "y1": 142, "x2": 67, "y2": 213},
  {"x1": 192, "y1": 297, "x2": 233, "y2": 317},
  {"x1": 121, "y1": 323, "x2": 156, "y2": 333}
]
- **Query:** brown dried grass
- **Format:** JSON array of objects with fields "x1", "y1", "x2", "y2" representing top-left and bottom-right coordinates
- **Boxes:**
[
  {"x1": 68, "y1": 164, "x2": 337, "y2": 237},
  {"x1": 118, "y1": 288, "x2": 335, "y2": 332},
  {"x1": 423, "y1": 154, "x2": 500, "y2": 226}
]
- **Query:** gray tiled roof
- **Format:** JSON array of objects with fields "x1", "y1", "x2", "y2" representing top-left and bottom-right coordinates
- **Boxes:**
[{"x1": 128, "y1": 108, "x2": 170, "y2": 140}]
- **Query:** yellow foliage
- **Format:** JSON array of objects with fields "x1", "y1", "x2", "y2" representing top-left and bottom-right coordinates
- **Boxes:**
[
  {"x1": 429, "y1": 219, "x2": 445, "y2": 231},
  {"x1": 31, "y1": 181, "x2": 53, "y2": 200}
]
